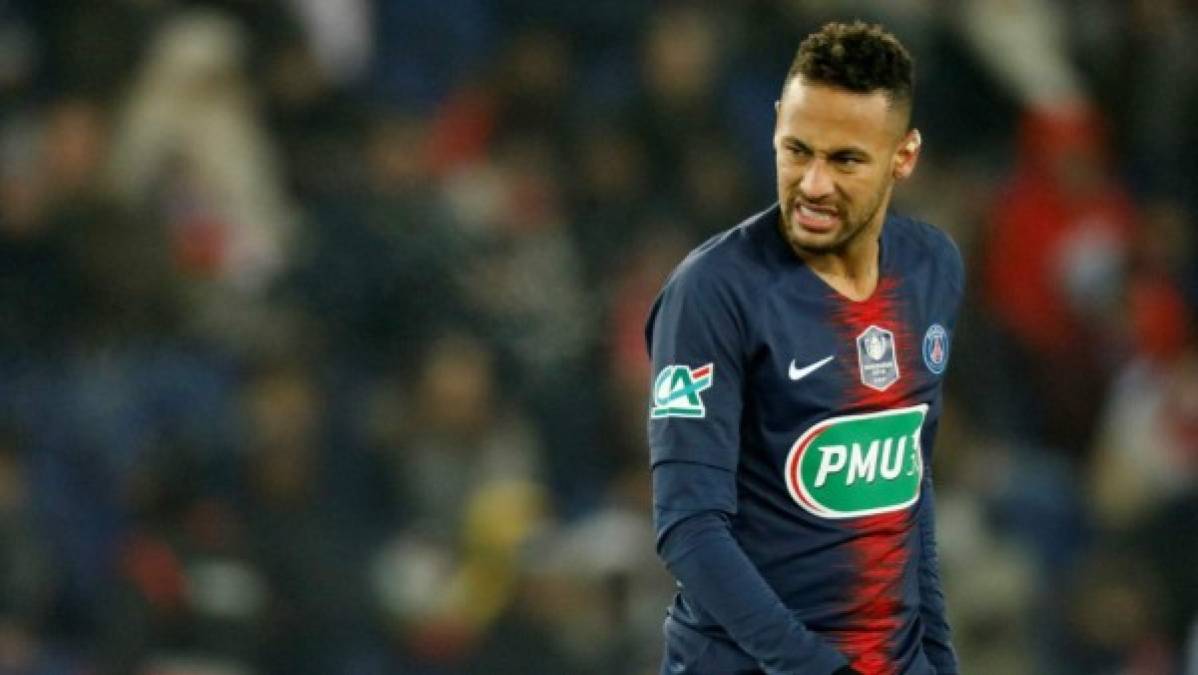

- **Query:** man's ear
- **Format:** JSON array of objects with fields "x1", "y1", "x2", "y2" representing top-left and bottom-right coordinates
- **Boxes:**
[{"x1": 893, "y1": 129, "x2": 921, "y2": 181}]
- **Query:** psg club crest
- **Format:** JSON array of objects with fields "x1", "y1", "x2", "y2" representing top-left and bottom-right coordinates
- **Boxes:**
[
  {"x1": 923, "y1": 324, "x2": 949, "y2": 374},
  {"x1": 856, "y1": 325, "x2": 899, "y2": 391}
]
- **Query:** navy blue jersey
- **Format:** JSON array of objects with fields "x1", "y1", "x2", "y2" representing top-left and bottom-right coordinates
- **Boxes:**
[{"x1": 647, "y1": 204, "x2": 962, "y2": 675}]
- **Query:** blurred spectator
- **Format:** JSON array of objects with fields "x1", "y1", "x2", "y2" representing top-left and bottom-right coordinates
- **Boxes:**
[
  {"x1": 283, "y1": 0, "x2": 372, "y2": 86},
  {"x1": 0, "y1": 427, "x2": 75, "y2": 675},
  {"x1": 102, "y1": 450, "x2": 265, "y2": 675},
  {"x1": 567, "y1": 123, "x2": 653, "y2": 286},
  {"x1": 422, "y1": 24, "x2": 578, "y2": 177},
  {"x1": 518, "y1": 468, "x2": 674, "y2": 674},
  {"x1": 366, "y1": 332, "x2": 553, "y2": 668},
  {"x1": 238, "y1": 358, "x2": 370, "y2": 675},
  {"x1": 286, "y1": 109, "x2": 467, "y2": 366},
  {"x1": 1062, "y1": 548, "x2": 1174, "y2": 674},
  {"x1": 40, "y1": 98, "x2": 181, "y2": 346},
  {"x1": 1075, "y1": 0, "x2": 1198, "y2": 202},
  {"x1": 957, "y1": 0, "x2": 1085, "y2": 108},
  {"x1": 379, "y1": 333, "x2": 543, "y2": 535},
  {"x1": 370, "y1": 0, "x2": 497, "y2": 109},
  {"x1": 1137, "y1": 490, "x2": 1198, "y2": 666},
  {"x1": 1089, "y1": 205, "x2": 1195, "y2": 531},
  {"x1": 981, "y1": 105, "x2": 1138, "y2": 456},
  {"x1": 451, "y1": 136, "x2": 593, "y2": 380},
  {"x1": 628, "y1": 4, "x2": 734, "y2": 210},
  {"x1": 0, "y1": 108, "x2": 88, "y2": 353},
  {"x1": 108, "y1": 10, "x2": 294, "y2": 327},
  {"x1": 446, "y1": 134, "x2": 603, "y2": 509}
]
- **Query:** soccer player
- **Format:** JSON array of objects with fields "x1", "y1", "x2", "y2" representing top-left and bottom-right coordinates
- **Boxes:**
[{"x1": 646, "y1": 22, "x2": 961, "y2": 675}]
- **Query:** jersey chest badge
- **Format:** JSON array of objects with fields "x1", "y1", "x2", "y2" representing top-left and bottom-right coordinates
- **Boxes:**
[
  {"x1": 856, "y1": 325, "x2": 899, "y2": 391},
  {"x1": 923, "y1": 323, "x2": 949, "y2": 374}
]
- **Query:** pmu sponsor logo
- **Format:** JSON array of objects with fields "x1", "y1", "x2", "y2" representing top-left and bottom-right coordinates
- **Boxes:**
[{"x1": 784, "y1": 404, "x2": 927, "y2": 518}]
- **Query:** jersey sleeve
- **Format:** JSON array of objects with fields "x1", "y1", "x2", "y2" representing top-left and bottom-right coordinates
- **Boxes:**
[
  {"x1": 646, "y1": 266, "x2": 746, "y2": 478},
  {"x1": 917, "y1": 466, "x2": 959, "y2": 673},
  {"x1": 943, "y1": 229, "x2": 966, "y2": 322},
  {"x1": 919, "y1": 230, "x2": 963, "y2": 672},
  {"x1": 645, "y1": 265, "x2": 851, "y2": 675},
  {"x1": 658, "y1": 509, "x2": 852, "y2": 675}
]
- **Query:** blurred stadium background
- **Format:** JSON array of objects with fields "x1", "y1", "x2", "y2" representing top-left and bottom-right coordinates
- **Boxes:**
[{"x1": 0, "y1": 0, "x2": 1195, "y2": 673}]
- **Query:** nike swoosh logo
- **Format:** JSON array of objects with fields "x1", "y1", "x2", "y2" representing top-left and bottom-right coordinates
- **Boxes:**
[{"x1": 788, "y1": 355, "x2": 834, "y2": 381}]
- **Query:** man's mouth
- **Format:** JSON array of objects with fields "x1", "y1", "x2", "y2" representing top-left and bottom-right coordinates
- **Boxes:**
[{"x1": 793, "y1": 202, "x2": 840, "y2": 233}]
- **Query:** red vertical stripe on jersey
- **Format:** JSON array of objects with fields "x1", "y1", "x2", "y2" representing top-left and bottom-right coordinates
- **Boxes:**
[{"x1": 830, "y1": 277, "x2": 919, "y2": 675}]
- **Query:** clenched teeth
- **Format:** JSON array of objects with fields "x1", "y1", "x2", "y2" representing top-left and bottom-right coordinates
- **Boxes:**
[{"x1": 799, "y1": 205, "x2": 836, "y2": 222}]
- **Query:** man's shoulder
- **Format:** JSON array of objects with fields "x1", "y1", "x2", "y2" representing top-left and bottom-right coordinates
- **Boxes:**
[
  {"x1": 645, "y1": 208, "x2": 777, "y2": 352},
  {"x1": 888, "y1": 213, "x2": 960, "y2": 262},
  {"x1": 887, "y1": 212, "x2": 965, "y2": 298},
  {"x1": 665, "y1": 206, "x2": 778, "y2": 295}
]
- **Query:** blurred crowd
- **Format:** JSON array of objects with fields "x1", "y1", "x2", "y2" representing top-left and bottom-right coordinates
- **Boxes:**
[{"x1": 0, "y1": 1, "x2": 1196, "y2": 674}]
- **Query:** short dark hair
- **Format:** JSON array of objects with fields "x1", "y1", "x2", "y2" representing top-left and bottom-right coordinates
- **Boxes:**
[{"x1": 786, "y1": 21, "x2": 914, "y2": 117}]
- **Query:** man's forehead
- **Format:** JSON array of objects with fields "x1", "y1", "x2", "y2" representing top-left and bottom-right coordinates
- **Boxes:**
[{"x1": 777, "y1": 79, "x2": 908, "y2": 143}]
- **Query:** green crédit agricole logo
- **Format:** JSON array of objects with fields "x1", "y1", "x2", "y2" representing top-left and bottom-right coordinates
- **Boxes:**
[
  {"x1": 651, "y1": 363, "x2": 713, "y2": 419},
  {"x1": 784, "y1": 404, "x2": 927, "y2": 519}
]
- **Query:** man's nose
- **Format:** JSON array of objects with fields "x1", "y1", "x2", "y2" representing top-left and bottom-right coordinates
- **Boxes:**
[{"x1": 799, "y1": 159, "x2": 834, "y2": 200}]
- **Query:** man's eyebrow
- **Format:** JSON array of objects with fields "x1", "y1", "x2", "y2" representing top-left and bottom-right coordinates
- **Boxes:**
[
  {"x1": 829, "y1": 147, "x2": 871, "y2": 159},
  {"x1": 780, "y1": 136, "x2": 811, "y2": 151},
  {"x1": 780, "y1": 136, "x2": 872, "y2": 158}
]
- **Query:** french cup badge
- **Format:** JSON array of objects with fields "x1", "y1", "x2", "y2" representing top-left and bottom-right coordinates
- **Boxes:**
[{"x1": 857, "y1": 325, "x2": 899, "y2": 391}]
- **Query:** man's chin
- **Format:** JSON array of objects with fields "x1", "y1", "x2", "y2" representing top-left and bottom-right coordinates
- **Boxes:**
[
  {"x1": 791, "y1": 240, "x2": 845, "y2": 256},
  {"x1": 781, "y1": 222, "x2": 845, "y2": 256}
]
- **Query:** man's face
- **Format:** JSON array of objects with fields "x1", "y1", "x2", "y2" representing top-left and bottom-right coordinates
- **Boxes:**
[{"x1": 773, "y1": 77, "x2": 919, "y2": 256}]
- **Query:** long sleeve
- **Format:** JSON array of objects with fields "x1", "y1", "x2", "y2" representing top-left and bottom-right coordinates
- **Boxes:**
[
  {"x1": 655, "y1": 461, "x2": 850, "y2": 675},
  {"x1": 919, "y1": 233, "x2": 963, "y2": 674},
  {"x1": 646, "y1": 263, "x2": 849, "y2": 674},
  {"x1": 916, "y1": 474, "x2": 959, "y2": 673}
]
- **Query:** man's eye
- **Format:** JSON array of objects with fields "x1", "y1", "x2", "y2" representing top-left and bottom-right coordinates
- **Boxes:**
[{"x1": 834, "y1": 156, "x2": 862, "y2": 166}]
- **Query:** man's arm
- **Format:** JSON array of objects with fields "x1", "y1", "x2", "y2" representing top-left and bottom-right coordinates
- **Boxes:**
[
  {"x1": 917, "y1": 473, "x2": 959, "y2": 673},
  {"x1": 917, "y1": 225, "x2": 964, "y2": 673},
  {"x1": 646, "y1": 265, "x2": 853, "y2": 675},
  {"x1": 654, "y1": 461, "x2": 852, "y2": 675}
]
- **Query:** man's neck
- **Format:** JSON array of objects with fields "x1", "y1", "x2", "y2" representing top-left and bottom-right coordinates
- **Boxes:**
[{"x1": 796, "y1": 224, "x2": 882, "y2": 302}]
